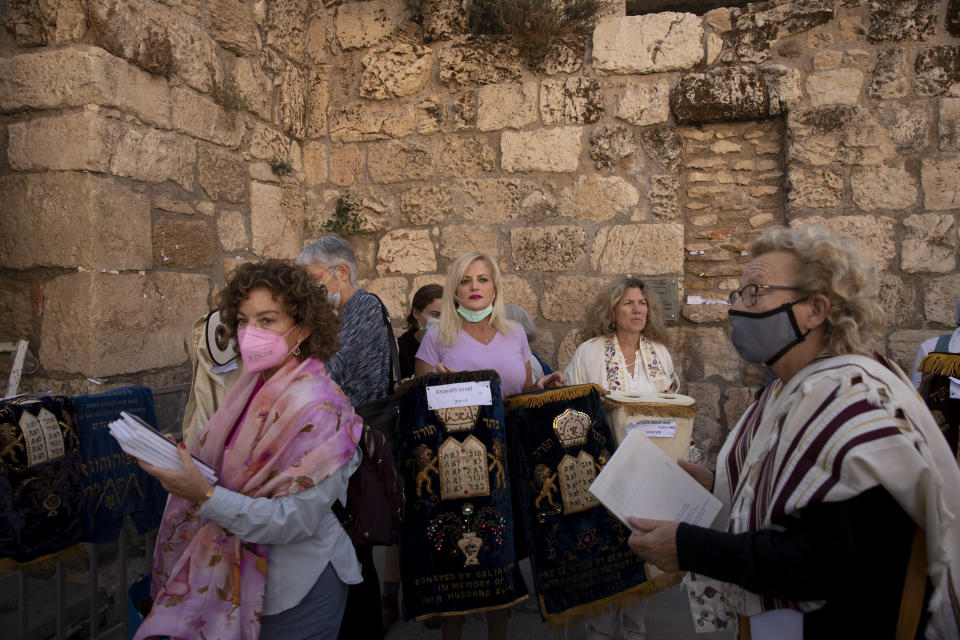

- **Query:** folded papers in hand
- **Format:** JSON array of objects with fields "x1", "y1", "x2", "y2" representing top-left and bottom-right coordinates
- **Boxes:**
[{"x1": 108, "y1": 411, "x2": 217, "y2": 484}]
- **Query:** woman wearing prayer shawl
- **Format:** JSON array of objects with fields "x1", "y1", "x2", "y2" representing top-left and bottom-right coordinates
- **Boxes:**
[
  {"x1": 414, "y1": 251, "x2": 564, "y2": 640},
  {"x1": 563, "y1": 277, "x2": 678, "y2": 639},
  {"x1": 627, "y1": 225, "x2": 960, "y2": 640},
  {"x1": 135, "y1": 260, "x2": 363, "y2": 640}
]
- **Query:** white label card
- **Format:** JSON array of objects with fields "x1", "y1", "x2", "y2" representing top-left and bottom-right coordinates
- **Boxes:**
[
  {"x1": 426, "y1": 381, "x2": 492, "y2": 410},
  {"x1": 627, "y1": 418, "x2": 677, "y2": 438}
]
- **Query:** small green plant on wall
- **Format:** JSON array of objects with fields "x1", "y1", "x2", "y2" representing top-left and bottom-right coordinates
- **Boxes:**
[
  {"x1": 322, "y1": 192, "x2": 369, "y2": 235},
  {"x1": 268, "y1": 156, "x2": 293, "y2": 176}
]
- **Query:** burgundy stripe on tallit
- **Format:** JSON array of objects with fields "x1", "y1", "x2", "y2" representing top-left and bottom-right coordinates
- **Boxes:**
[
  {"x1": 804, "y1": 426, "x2": 902, "y2": 507},
  {"x1": 770, "y1": 398, "x2": 877, "y2": 520},
  {"x1": 726, "y1": 385, "x2": 773, "y2": 492},
  {"x1": 773, "y1": 387, "x2": 840, "y2": 482}
]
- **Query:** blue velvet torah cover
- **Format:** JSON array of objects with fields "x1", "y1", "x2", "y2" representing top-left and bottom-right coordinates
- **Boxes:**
[
  {"x1": 0, "y1": 395, "x2": 85, "y2": 564},
  {"x1": 396, "y1": 370, "x2": 528, "y2": 621},
  {"x1": 504, "y1": 384, "x2": 655, "y2": 629},
  {"x1": 72, "y1": 386, "x2": 168, "y2": 543}
]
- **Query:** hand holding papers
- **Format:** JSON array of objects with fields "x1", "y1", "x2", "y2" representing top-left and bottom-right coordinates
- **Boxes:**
[
  {"x1": 588, "y1": 429, "x2": 721, "y2": 533},
  {"x1": 109, "y1": 411, "x2": 218, "y2": 484}
]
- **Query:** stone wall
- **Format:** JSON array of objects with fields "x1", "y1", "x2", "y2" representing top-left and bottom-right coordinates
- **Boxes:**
[{"x1": 1, "y1": 0, "x2": 958, "y2": 459}]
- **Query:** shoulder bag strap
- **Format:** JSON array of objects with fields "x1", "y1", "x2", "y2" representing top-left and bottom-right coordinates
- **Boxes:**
[{"x1": 367, "y1": 293, "x2": 401, "y2": 391}]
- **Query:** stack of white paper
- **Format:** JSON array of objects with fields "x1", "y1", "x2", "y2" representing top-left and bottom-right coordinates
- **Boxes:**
[
  {"x1": 109, "y1": 411, "x2": 218, "y2": 484},
  {"x1": 588, "y1": 430, "x2": 721, "y2": 532}
]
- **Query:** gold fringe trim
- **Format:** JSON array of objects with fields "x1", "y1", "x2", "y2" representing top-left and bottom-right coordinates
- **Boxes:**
[
  {"x1": 396, "y1": 369, "x2": 500, "y2": 396},
  {"x1": 918, "y1": 353, "x2": 960, "y2": 379},
  {"x1": 503, "y1": 384, "x2": 603, "y2": 410},
  {"x1": 605, "y1": 401, "x2": 698, "y2": 419},
  {"x1": 541, "y1": 569, "x2": 685, "y2": 630},
  {"x1": 0, "y1": 544, "x2": 83, "y2": 575},
  {"x1": 413, "y1": 593, "x2": 529, "y2": 622}
]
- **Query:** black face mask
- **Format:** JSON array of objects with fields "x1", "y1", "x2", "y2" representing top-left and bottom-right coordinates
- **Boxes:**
[{"x1": 728, "y1": 298, "x2": 810, "y2": 365}]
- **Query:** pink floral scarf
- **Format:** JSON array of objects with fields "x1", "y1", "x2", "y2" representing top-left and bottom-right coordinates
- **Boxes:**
[{"x1": 135, "y1": 358, "x2": 362, "y2": 640}]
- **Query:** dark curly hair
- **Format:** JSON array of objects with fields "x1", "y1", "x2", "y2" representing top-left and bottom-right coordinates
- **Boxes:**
[
  {"x1": 405, "y1": 283, "x2": 443, "y2": 332},
  {"x1": 216, "y1": 260, "x2": 341, "y2": 362}
]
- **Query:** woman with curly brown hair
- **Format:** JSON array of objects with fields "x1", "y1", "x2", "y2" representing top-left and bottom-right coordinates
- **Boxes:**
[{"x1": 135, "y1": 260, "x2": 363, "y2": 640}]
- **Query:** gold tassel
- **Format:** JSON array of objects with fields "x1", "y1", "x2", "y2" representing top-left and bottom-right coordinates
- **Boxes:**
[
  {"x1": 918, "y1": 353, "x2": 960, "y2": 379},
  {"x1": 504, "y1": 384, "x2": 604, "y2": 410},
  {"x1": 605, "y1": 401, "x2": 698, "y2": 419},
  {"x1": 541, "y1": 570, "x2": 685, "y2": 629}
]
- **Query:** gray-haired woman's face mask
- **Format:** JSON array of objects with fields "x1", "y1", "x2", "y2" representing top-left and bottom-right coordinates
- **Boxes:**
[{"x1": 728, "y1": 299, "x2": 809, "y2": 365}]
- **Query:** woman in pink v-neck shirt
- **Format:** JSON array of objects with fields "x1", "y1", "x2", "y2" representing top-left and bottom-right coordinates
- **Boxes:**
[{"x1": 413, "y1": 252, "x2": 564, "y2": 640}]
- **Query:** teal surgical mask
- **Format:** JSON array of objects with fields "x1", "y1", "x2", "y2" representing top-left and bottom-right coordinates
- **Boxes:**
[
  {"x1": 456, "y1": 303, "x2": 494, "y2": 323},
  {"x1": 424, "y1": 316, "x2": 440, "y2": 330}
]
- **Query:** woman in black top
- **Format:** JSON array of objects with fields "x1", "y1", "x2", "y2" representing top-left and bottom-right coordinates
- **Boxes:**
[{"x1": 397, "y1": 284, "x2": 443, "y2": 379}]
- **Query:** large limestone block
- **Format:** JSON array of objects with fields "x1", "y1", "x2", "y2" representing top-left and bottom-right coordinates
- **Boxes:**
[
  {"x1": 568, "y1": 175, "x2": 639, "y2": 222},
  {"x1": 0, "y1": 277, "x2": 34, "y2": 341},
  {"x1": 303, "y1": 141, "x2": 328, "y2": 188},
  {"x1": 501, "y1": 274, "x2": 538, "y2": 321},
  {"x1": 439, "y1": 225, "x2": 498, "y2": 261},
  {"x1": 593, "y1": 13, "x2": 703, "y2": 74},
  {"x1": 540, "y1": 78, "x2": 604, "y2": 125},
  {"x1": 501, "y1": 128, "x2": 583, "y2": 173},
  {"x1": 762, "y1": 65, "x2": 802, "y2": 115},
  {"x1": 0, "y1": 173, "x2": 150, "y2": 269},
  {"x1": 541, "y1": 276, "x2": 609, "y2": 321},
  {"x1": 250, "y1": 180, "x2": 305, "y2": 258},
  {"x1": 438, "y1": 135, "x2": 496, "y2": 178},
  {"x1": 39, "y1": 272, "x2": 208, "y2": 377},
  {"x1": 361, "y1": 44, "x2": 434, "y2": 100},
  {"x1": 234, "y1": 56, "x2": 273, "y2": 121},
  {"x1": 941, "y1": 99, "x2": 960, "y2": 151},
  {"x1": 888, "y1": 330, "x2": 944, "y2": 374},
  {"x1": 786, "y1": 166, "x2": 843, "y2": 209},
  {"x1": 749, "y1": 0, "x2": 833, "y2": 39},
  {"x1": 511, "y1": 226, "x2": 586, "y2": 271},
  {"x1": 925, "y1": 275, "x2": 960, "y2": 325},
  {"x1": 87, "y1": 0, "x2": 222, "y2": 93},
  {"x1": 330, "y1": 144, "x2": 361, "y2": 186},
  {"x1": 204, "y1": 0, "x2": 261, "y2": 55},
  {"x1": 438, "y1": 36, "x2": 523, "y2": 90},
  {"x1": 902, "y1": 214, "x2": 958, "y2": 273},
  {"x1": 171, "y1": 87, "x2": 244, "y2": 147},
  {"x1": 277, "y1": 63, "x2": 307, "y2": 139},
  {"x1": 590, "y1": 124, "x2": 635, "y2": 170},
  {"x1": 788, "y1": 215, "x2": 897, "y2": 268},
  {"x1": 198, "y1": 145, "x2": 246, "y2": 202},
  {"x1": 867, "y1": 0, "x2": 938, "y2": 42},
  {"x1": 915, "y1": 46, "x2": 960, "y2": 97},
  {"x1": 649, "y1": 174, "x2": 680, "y2": 220},
  {"x1": 401, "y1": 185, "x2": 453, "y2": 225},
  {"x1": 245, "y1": 119, "x2": 298, "y2": 161},
  {"x1": 265, "y1": 0, "x2": 306, "y2": 63},
  {"x1": 868, "y1": 48, "x2": 910, "y2": 99},
  {"x1": 336, "y1": 0, "x2": 407, "y2": 50},
  {"x1": 218, "y1": 208, "x2": 249, "y2": 252},
  {"x1": 922, "y1": 155, "x2": 960, "y2": 210},
  {"x1": 368, "y1": 140, "x2": 435, "y2": 183},
  {"x1": 477, "y1": 82, "x2": 538, "y2": 131},
  {"x1": 879, "y1": 273, "x2": 918, "y2": 328},
  {"x1": 153, "y1": 217, "x2": 215, "y2": 269},
  {"x1": 590, "y1": 224, "x2": 684, "y2": 274},
  {"x1": 329, "y1": 100, "x2": 417, "y2": 142},
  {"x1": 110, "y1": 126, "x2": 196, "y2": 190},
  {"x1": 875, "y1": 102, "x2": 931, "y2": 153},
  {"x1": 377, "y1": 229, "x2": 437, "y2": 275},
  {"x1": 616, "y1": 79, "x2": 669, "y2": 126},
  {"x1": 788, "y1": 106, "x2": 894, "y2": 166},
  {"x1": 806, "y1": 69, "x2": 864, "y2": 106},
  {"x1": 851, "y1": 165, "x2": 917, "y2": 211},
  {"x1": 0, "y1": 46, "x2": 169, "y2": 127},
  {"x1": 671, "y1": 66, "x2": 768, "y2": 124},
  {"x1": 8, "y1": 111, "x2": 120, "y2": 172},
  {"x1": 306, "y1": 72, "x2": 330, "y2": 139},
  {"x1": 683, "y1": 327, "x2": 741, "y2": 381},
  {"x1": 422, "y1": 0, "x2": 468, "y2": 41},
  {"x1": 461, "y1": 179, "x2": 528, "y2": 223},
  {"x1": 3, "y1": 0, "x2": 86, "y2": 46}
]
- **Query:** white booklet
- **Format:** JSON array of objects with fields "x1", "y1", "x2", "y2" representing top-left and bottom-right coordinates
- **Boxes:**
[
  {"x1": 588, "y1": 429, "x2": 721, "y2": 532},
  {"x1": 108, "y1": 411, "x2": 218, "y2": 484}
]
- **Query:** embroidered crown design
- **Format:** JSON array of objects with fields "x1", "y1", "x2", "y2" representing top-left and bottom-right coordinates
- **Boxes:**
[
  {"x1": 552, "y1": 408, "x2": 590, "y2": 447},
  {"x1": 434, "y1": 405, "x2": 480, "y2": 432}
]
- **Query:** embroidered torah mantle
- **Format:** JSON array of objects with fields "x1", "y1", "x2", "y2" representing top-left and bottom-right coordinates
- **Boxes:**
[
  {"x1": 504, "y1": 384, "x2": 652, "y2": 629},
  {"x1": 0, "y1": 395, "x2": 85, "y2": 565},
  {"x1": 397, "y1": 370, "x2": 528, "y2": 621}
]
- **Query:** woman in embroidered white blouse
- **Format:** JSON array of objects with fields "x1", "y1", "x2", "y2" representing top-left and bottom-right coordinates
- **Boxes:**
[
  {"x1": 563, "y1": 277, "x2": 679, "y2": 640},
  {"x1": 564, "y1": 277, "x2": 679, "y2": 396}
]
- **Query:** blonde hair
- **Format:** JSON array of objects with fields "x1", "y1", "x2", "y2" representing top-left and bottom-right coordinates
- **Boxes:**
[
  {"x1": 437, "y1": 253, "x2": 514, "y2": 347},
  {"x1": 750, "y1": 225, "x2": 884, "y2": 356},
  {"x1": 581, "y1": 277, "x2": 667, "y2": 344}
]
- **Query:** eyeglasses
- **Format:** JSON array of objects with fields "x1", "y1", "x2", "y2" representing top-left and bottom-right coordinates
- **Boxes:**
[{"x1": 728, "y1": 284, "x2": 806, "y2": 307}]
